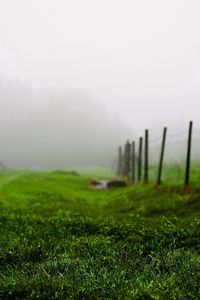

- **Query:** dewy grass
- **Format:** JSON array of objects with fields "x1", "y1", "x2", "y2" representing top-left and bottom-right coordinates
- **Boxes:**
[
  {"x1": 0, "y1": 170, "x2": 200, "y2": 299},
  {"x1": 149, "y1": 160, "x2": 200, "y2": 189}
]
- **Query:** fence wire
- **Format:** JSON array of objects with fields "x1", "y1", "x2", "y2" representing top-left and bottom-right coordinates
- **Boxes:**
[
  {"x1": 118, "y1": 123, "x2": 200, "y2": 188},
  {"x1": 148, "y1": 128, "x2": 200, "y2": 186}
]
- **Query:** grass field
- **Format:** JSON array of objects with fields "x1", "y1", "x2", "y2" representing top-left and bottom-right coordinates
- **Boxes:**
[{"x1": 0, "y1": 169, "x2": 200, "y2": 299}]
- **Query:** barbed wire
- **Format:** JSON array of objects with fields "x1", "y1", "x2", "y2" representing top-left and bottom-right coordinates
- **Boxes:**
[{"x1": 118, "y1": 122, "x2": 200, "y2": 185}]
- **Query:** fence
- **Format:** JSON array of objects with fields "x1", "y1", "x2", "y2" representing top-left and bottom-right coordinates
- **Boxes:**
[{"x1": 117, "y1": 121, "x2": 200, "y2": 190}]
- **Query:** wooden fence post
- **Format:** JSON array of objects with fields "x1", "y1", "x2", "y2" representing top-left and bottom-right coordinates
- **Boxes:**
[
  {"x1": 138, "y1": 137, "x2": 143, "y2": 182},
  {"x1": 144, "y1": 129, "x2": 149, "y2": 184},
  {"x1": 157, "y1": 127, "x2": 167, "y2": 185},
  {"x1": 124, "y1": 140, "x2": 131, "y2": 179},
  {"x1": 184, "y1": 121, "x2": 193, "y2": 190},
  {"x1": 122, "y1": 144, "x2": 126, "y2": 176},
  {"x1": 131, "y1": 141, "x2": 135, "y2": 184},
  {"x1": 117, "y1": 146, "x2": 123, "y2": 176}
]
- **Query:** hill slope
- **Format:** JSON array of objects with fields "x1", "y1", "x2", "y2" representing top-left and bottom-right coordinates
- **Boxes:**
[{"x1": 0, "y1": 171, "x2": 200, "y2": 299}]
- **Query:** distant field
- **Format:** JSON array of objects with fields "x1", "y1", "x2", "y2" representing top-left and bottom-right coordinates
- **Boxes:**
[{"x1": 0, "y1": 170, "x2": 200, "y2": 299}]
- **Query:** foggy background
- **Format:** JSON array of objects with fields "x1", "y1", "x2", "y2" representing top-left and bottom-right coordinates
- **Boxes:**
[
  {"x1": 0, "y1": 0, "x2": 200, "y2": 169},
  {"x1": 0, "y1": 76, "x2": 132, "y2": 169}
]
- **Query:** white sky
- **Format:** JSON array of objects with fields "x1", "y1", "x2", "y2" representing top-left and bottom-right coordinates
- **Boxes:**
[{"x1": 0, "y1": 0, "x2": 200, "y2": 134}]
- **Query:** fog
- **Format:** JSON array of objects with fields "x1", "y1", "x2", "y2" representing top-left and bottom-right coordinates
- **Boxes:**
[
  {"x1": 0, "y1": 1, "x2": 200, "y2": 168},
  {"x1": 0, "y1": 76, "x2": 132, "y2": 169}
]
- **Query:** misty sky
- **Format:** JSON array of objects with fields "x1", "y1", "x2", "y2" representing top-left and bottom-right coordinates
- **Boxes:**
[{"x1": 0, "y1": 0, "x2": 200, "y2": 134}]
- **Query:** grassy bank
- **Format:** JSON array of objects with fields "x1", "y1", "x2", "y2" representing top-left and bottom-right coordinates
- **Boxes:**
[{"x1": 0, "y1": 170, "x2": 200, "y2": 299}]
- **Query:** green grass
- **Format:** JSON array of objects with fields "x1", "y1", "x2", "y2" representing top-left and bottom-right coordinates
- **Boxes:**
[
  {"x1": 0, "y1": 170, "x2": 200, "y2": 299},
  {"x1": 149, "y1": 160, "x2": 200, "y2": 188}
]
